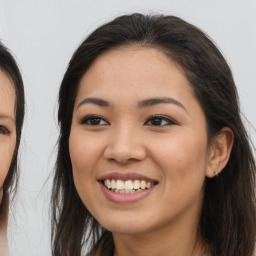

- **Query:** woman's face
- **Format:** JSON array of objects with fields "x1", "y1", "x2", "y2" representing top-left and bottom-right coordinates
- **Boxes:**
[
  {"x1": 69, "y1": 47, "x2": 214, "y2": 236},
  {"x1": 0, "y1": 70, "x2": 16, "y2": 204}
]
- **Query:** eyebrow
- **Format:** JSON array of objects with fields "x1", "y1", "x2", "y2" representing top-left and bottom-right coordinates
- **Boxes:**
[
  {"x1": 77, "y1": 96, "x2": 186, "y2": 111},
  {"x1": 138, "y1": 97, "x2": 187, "y2": 111},
  {"x1": 77, "y1": 97, "x2": 111, "y2": 109}
]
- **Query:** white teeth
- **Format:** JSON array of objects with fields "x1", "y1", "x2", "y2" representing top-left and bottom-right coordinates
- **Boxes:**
[
  {"x1": 134, "y1": 180, "x2": 140, "y2": 189},
  {"x1": 104, "y1": 179, "x2": 155, "y2": 193},
  {"x1": 116, "y1": 180, "x2": 125, "y2": 190},
  {"x1": 111, "y1": 180, "x2": 116, "y2": 189},
  {"x1": 124, "y1": 180, "x2": 133, "y2": 190},
  {"x1": 104, "y1": 179, "x2": 112, "y2": 189},
  {"x1": 107, "y1": 179, "x2": 112, "y2": 189},
  {"x1": 141, "y1": 180, "x2": 146, "y2": 189}
]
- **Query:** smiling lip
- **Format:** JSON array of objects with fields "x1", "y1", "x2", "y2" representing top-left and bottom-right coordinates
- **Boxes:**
[
  {"x1": 98, "y1": 172, "x2": 158, "y2": 182},
  {"x1": 99, "y1": 182, "x2": 156, "y2": 204},
  {"x1": 98, "y1": 172, "x2": 158, "y2": 204}
]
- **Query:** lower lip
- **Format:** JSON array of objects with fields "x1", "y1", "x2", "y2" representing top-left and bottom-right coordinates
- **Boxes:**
[{"x1": 99, "y1": 182, "x2": 156, "y2": 204}]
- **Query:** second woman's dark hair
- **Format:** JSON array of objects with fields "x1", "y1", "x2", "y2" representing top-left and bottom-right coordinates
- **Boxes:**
[{"x1": 52, "y1": 13, "x2": 256, "y2": 256}]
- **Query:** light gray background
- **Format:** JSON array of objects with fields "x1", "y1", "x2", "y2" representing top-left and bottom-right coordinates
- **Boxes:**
[{"x1": 0, "y1": 0, "x2": 255, "y2": 255}]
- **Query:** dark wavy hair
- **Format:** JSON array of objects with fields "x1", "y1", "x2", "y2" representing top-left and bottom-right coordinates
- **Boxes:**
[
  {"x1": 51, "y1": 13, "x2": 256, "y2": 256},
  {"x1": 0, "y1": 41, "x2": 25, "y2": 217}
]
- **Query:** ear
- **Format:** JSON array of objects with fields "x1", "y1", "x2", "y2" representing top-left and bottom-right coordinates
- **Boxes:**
[{"x1": 206, "y1": 127, "x2": 234, "y2": 178}]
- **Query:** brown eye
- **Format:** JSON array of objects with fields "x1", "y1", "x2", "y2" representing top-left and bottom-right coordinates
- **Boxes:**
[
  {"x1": 81, "y1": 115, "x2": 109, "y2": 126},
  {"x1": 145, "y1": 115, "x2": 176, "y2": 126}
]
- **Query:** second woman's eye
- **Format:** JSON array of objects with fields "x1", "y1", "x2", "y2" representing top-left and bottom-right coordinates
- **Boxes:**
[
  {"x1": 81, "y1": 115, "x2": 109, "y2": 126},
  {"x1": 145, "y1": 115, "x2": 176, "y2": 126}
]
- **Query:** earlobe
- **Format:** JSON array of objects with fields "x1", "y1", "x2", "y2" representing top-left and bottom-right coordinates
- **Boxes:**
[{"x1": 206, "y1": 127, "x2": 234, "y2": 178}]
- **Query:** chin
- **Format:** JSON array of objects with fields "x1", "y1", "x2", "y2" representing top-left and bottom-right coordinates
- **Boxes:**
[{"x1": 97, "y1": 213, "x2": 154, "y2": 235}]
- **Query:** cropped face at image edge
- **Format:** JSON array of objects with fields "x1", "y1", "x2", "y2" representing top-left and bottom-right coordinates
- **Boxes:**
[
  {"x1": 0, "y1": 70, "x2": 16, "y2": 205},
  {"x1": 69, "y1": 47, "x2": 224, "y2": 239}
]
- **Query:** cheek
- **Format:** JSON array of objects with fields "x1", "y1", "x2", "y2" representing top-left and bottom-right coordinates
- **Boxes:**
[
  {"x1": 0, "y1": 158, "x2": 10, "y2": 187},
  {"x1": 144, "y1": 132, "x2": 208, "y2": 222},
  {"x1": 69, "y1": 129, "x2": 106, "y2": 199},
  {"x1": 69, "y1": 129, "x2": 106, "y2": 217},
  {"x1": 69, "y1": 131, "x2": 102, "y2": 176},
  {"x1": 149, "y1": 129, "x2": 208, "y2": 186},
  {"x1": 0, "y1": 138, "x2": 16, "y2": 190}
]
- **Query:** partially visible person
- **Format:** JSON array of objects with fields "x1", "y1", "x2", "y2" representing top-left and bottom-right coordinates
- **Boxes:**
[
  {"x1": 0, "y1": 41, "x2": 25, "y2": 255},
  {"x1": 51, "y1": 13, "x2": 256, "y2": 256}
]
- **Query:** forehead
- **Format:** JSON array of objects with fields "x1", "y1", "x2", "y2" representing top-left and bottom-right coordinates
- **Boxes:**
[
  {"x1": 84, "y1": 46, "x2": 186, "y2": 81},
  {"x1": 0, "y1": 69, "x2": 16, "y2": 118},
  {"x1": 79, "y1": 46, "x2": 192, "y2": 90},
  {"x1": 76, "y1": 46, "x2": 194, "y2": 102}
]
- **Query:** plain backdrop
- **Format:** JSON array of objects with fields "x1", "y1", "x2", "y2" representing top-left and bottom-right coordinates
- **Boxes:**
[{"x1": 0, "y1": 0, "x2": 256, "y2": 255}]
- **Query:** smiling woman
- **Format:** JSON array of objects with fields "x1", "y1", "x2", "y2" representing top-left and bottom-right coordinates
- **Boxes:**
[
  {"x1": 0, "y1": 42, "x2": 25, "y2": 255},
  {"x1": 51, "y1": 14, "x2": 256, "y2": 256}
]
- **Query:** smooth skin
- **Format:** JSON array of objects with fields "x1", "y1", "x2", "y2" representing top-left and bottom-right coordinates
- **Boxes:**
[
  {"x1": 0, "y1": 70, "x2": 16, "y2": 256},
  {"x1": 69, "y1": 47, "x2": 233, "y2": 256}
]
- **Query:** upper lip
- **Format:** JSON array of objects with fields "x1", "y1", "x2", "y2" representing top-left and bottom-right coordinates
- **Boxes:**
[{"x1": 98, "y1": 172, "x2": 158, "y2": 183}]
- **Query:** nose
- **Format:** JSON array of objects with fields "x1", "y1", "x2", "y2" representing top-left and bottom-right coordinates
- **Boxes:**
[{"x1": 103, "y1": 124, "x2": 146, "y2": 164}]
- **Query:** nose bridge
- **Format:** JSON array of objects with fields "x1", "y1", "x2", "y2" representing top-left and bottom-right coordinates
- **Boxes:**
[{"x1": 104, "y1": 121, "x2": 146, "y2": 163}]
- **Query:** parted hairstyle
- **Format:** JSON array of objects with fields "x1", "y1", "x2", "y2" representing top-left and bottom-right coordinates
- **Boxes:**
[
  {"x1": 0, "y1": 41, "x2": 25, "y2": 216},
  {"x1": 51, "y1": 13, "x2": 256, "y2": 256}
]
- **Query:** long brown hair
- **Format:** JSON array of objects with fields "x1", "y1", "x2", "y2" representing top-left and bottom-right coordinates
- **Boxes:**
[{"x1": 51, "y1": 13, "x2": 256, "y2": 256}]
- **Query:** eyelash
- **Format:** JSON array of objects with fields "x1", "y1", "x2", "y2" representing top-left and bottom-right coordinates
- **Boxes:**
[
  {"x1": 0, "y1": 125, "x2": 9, "y2": 135},
  {"x1": 80, "y1": 115, "x2": 109, "y2": 126},
  {"x1": 144, "y1": 115, "x2": 177, "y2": 126},
  {"x1": 80, "y1": 115, "x2": 177, "y2": 127}
]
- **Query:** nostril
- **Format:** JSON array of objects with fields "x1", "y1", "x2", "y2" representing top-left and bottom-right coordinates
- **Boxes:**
[
  {"x1": 103, "y1": 132, "x2": 146, "y2": 163},
  {"x1": 104, "y1": 145, "x2": 146, "y2": 164}
]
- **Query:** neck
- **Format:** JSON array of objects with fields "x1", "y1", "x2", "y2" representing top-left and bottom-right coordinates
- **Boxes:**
[
  {"x1": 113, "y1": 231, "x2": 206, "y2": 256},
  {"x1": 112, "y1": 209, "x2": 206, "y2": 256}
]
